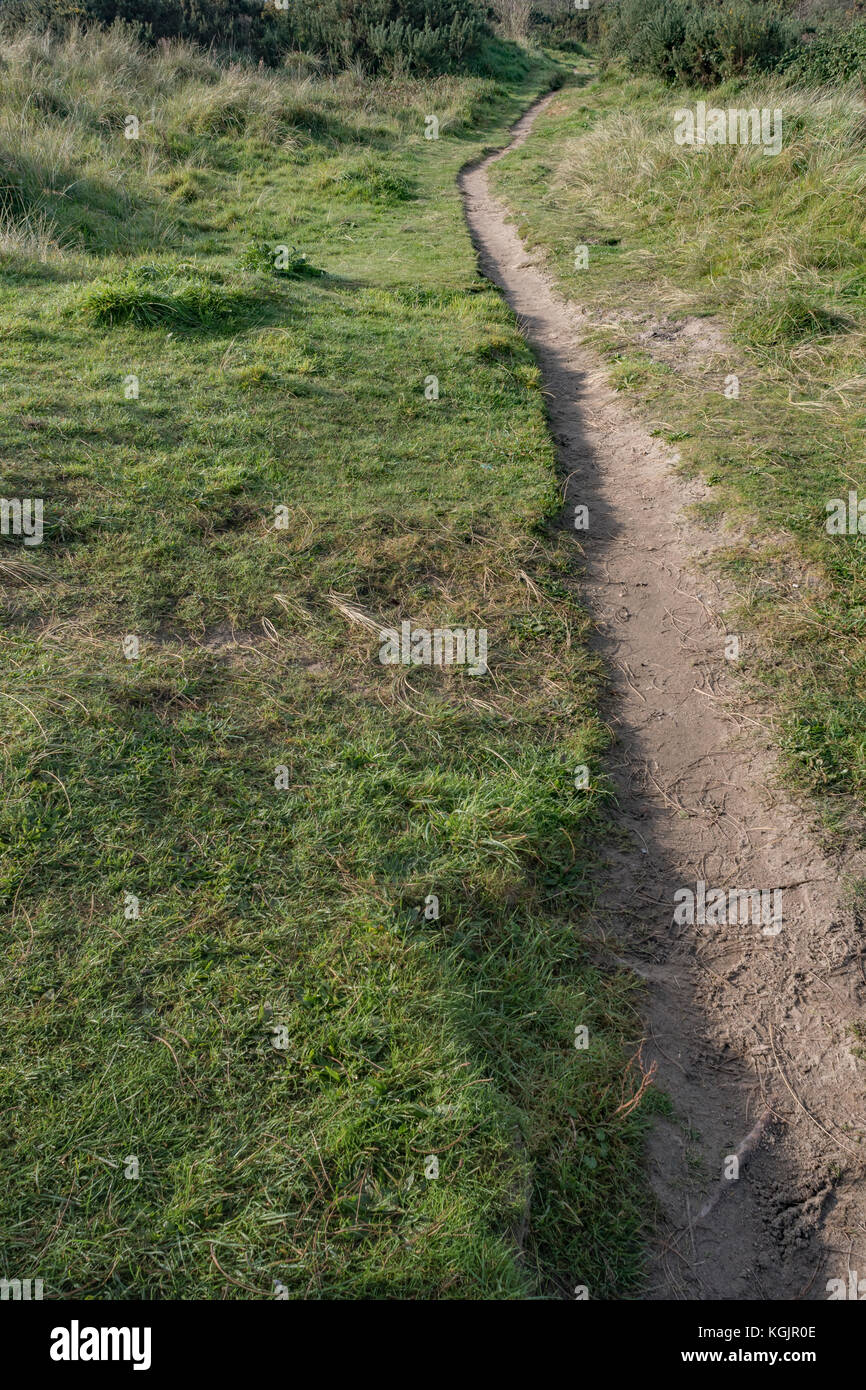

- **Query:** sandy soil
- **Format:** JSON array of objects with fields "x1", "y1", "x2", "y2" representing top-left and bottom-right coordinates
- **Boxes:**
[{"x1": 459, "y1": 93, "x2": 866, "y2": 1301}]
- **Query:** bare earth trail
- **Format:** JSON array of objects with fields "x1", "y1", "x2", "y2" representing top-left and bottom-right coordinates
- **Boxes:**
[{"x1": 460, "y1": 94, "x2": 866, "y2": 1300}]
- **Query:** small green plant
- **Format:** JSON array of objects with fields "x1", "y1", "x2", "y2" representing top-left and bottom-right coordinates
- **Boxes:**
[{"x1": 240, "y1": 240, "x2": 325, "y2": 278}]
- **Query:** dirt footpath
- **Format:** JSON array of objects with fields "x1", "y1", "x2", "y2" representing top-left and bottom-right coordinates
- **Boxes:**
[{"x1": 460, "y1": 93, "x2": 866, "y2": 1300}]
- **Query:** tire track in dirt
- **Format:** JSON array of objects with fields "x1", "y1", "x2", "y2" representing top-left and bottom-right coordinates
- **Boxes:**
[{"x1": 460, "y1": 93, "x2": 866, "y2": 1300}]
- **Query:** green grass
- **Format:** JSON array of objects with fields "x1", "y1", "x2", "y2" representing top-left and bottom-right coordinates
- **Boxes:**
[
  {"x1": 74, "y1": 261, "x2": 267, "y2": 329},
  {"x1": 491, "y1": 59, "x2": 866, "y2": 830},
  {"x1": 314, "y1": 153, "x2": 416, "y2": 204},
  {"x1": 0, "y1": 29, "x2": 651, "y2": 1299}
]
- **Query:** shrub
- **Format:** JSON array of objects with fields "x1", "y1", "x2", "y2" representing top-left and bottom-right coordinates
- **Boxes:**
[
  {"x1": 287, "y1": 0, "x2": 488, "y2": 74},
  {"x1": 240, "y1": 240, "x2": 325, "y2": 277},
  {"x1": 779, "y1": 20, "x2": 866, "y2": 84},
  {"x1": 528, "y1": 0, "x2": 605, "y2": 48},
  {"x1": 598, "y1": 0, "x2": 798, "y2": 86}
]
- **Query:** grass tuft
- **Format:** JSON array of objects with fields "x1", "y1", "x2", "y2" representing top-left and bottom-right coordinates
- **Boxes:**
[
  {"x1": 734, "y1": 287, "x2": 850, "y2": 347},
  {"x1": 316, "y1": 154, "x2": 415, "y2": 204},
  {"x1": 74, "y1": 261, "x2": 267, "y2": 329}
]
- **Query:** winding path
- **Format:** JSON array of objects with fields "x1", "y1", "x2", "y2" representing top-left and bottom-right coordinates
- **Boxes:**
[{"x1": 460, "y1": 93, "x2": 866, "y2": 1300}]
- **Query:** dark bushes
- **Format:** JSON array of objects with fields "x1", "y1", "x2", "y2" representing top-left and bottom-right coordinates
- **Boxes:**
[
  {"x1": 595, "y1": 0, "x2": 799, "y2": 86},
  {"x1": 0, "y1": 1, "x2": 283, "y2": 59},
  {"x1": 285, "y1": 0, "x2": 487, "y2": 73},
  {"x1": 779, "y1": 19, "x2": 866, "y2": 83},
  {"x1": 0, "y1": 0, "x2": 490, "y2": 72}
]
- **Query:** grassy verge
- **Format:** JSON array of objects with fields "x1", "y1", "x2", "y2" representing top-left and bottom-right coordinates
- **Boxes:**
[
  {"x1": 490, "y1": 58, "x2": 866, "y2": 837},
  {"x1": 0, "y1": 28, "x2": 651, "y2": 1298}
]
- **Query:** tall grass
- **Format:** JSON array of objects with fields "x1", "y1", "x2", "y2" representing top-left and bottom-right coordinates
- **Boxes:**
[
  {"x1": 548, "y1": 75, "x2": 866, "y2": 380},
  {"x1": 0, "y1": 23, "x2": 509, "y2": 261}
]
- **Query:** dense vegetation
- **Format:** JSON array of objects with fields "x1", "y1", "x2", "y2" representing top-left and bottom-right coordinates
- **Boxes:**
[
  {"x1": 0, "y1": 0, "x2": 495, "y2": 71},
  {"x1": 531, "y1": 0, "x2": 866, "y2": 85},
  {"x1": 780, "y1": 12, "x2": 866, "y2": 81},
  {"x1": 597, "y1": 0, "x2": 797, "y2": 85},
  {"x1": 4, "y1": 0, "x2": 866, "y2": 83}
]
